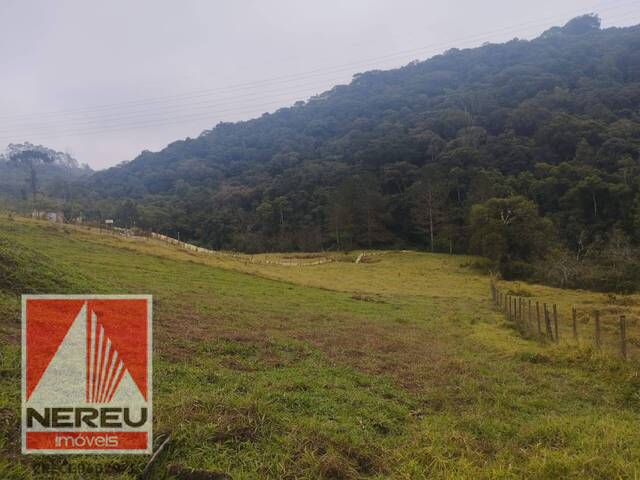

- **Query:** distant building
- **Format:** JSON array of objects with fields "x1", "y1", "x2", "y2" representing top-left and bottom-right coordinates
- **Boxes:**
[
  {"x1": 32, "y1": 210, "x2": 64, "y2": 224},
  {"x1": 46, "y1": 211, "x2": 64, "y2": 223}
]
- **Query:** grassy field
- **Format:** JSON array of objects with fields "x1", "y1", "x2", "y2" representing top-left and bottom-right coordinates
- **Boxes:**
[{"x1": 1, "y1": 216, "x2": 640, "y2": 479}]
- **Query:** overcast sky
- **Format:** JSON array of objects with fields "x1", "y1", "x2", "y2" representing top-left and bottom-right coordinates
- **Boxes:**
[{"x1": 1, "y1": 0, "x2": 639, "y2": 170}]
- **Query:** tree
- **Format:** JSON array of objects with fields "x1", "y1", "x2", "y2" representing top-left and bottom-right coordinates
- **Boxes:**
[
  {"x1": 469, "y1": 196, "x2": 554, "y2": 278},
  {"x1": 114, "y1": 199, "x2": 140, "y2": 228},
  {"x1": 8, "y1": 149, "x2": 55, "y2": 201},
  {"x1": 409, "y1": 165, "x2": 447, "y2": 252},
  {"x1": 326, "y1": 187, "x2": 353, "y2": 251},
  {"x1": 355, "y1": 176, "x2": 390, "y2": 248}
]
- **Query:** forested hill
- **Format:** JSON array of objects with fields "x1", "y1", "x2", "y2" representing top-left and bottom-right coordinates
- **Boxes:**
[{"x1": 75, "y1": 15, "x2": 640, "y2": 288}]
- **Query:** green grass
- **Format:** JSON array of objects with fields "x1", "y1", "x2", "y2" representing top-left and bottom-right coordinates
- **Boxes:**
[{"x1": 1, "y1": 216, "x2": 640, "y2": 479}]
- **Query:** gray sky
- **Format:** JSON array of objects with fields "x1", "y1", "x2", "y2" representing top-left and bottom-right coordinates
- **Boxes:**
[{"x1": 1, "y1": 0, "x2": 639, "y2": 170}]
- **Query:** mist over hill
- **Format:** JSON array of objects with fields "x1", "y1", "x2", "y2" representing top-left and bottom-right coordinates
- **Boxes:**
[
  {"x1": 54, "y1": 15, "x2": 640, "y2": 288},
  {"x1": 0, "y1": 143, "x2": 92, "y2": 204}
]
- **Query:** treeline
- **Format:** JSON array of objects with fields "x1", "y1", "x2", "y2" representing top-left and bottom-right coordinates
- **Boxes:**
[{"x1": 52, "y1": 15, "x2": 640, "y2": 291}]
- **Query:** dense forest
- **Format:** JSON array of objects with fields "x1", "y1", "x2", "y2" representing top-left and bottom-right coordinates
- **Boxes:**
[{"x1": 14, "y1": 15, "x2": 640, "y2": 291}]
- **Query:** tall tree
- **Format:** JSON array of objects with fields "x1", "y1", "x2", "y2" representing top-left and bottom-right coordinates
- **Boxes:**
[
  {"x1": 409, "y1": 165, "x2": 447, "y2": 252},
  {"x1": 8, "y1": 150, "x2": 55, "y2": 201}
]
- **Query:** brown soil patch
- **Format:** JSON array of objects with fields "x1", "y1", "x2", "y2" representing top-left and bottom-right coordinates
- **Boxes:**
[
  {"x1": 291, "y1": 319, "x2": 469, "y2": 391},
  {"x1": 156, "y1": 304, "x2": 468, "y2": 393}
]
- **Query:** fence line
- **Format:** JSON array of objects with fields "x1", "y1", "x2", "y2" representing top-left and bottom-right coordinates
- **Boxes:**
[
  {"x1": 490, "y1": 281, "x2": 631, "y2": 360},
  {"x1": 149, "y1": 232, "x2": 338, "y2": 266},
  {"x1": 26, "y1": 216, "x2": 338, "y2": 267}
]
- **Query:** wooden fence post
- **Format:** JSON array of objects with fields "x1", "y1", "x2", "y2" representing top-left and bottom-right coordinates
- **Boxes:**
[
  {"x1": 594, "y1": 310, "x2": 601, "y2": 349},
  {"x1": 553, "y1": 304, "x2": 559, "y2": 343},
  {"x1": 536, "y1": 301, "x2": 541, "y2": 335},
  {"x1": 509, "y1": 295, "x2": 515, "y2": 321},
  {"x1": 544, "y1": 303, "x2": 553, "y2": 339},
  {"x1": 572, "y1": 307, "x2": 578, "y2": 342},
  {"x1": 511, "y1": 297, "x2": 515, "y2": 323},
  {"x1": 528, "y1": 299, "x2": 532, "y2": 331},
  {"x1": 520, "y1": 298, "x2": 524, "y2": 324},
  {"x1": 620, "y1": 315, "x2": 627, "y2": 360},
  {"x1": 507, "y1": 296, "x2": 511, "y2": 320}
]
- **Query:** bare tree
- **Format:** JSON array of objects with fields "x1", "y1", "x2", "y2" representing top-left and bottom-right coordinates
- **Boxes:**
[{"x1": 410, "y1": 167, "x2": 447, "y2": 252}]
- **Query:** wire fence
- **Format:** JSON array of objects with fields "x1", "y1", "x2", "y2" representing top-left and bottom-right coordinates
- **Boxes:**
[
  {"x1": 19, "y1": 215, "x2": 339, "y2": 267},
  {"x1": 490, "y1": 281, "x2": 639, "y2": 361}
]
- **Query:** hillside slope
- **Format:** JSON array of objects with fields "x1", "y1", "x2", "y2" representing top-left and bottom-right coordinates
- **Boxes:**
[
  {"x1": 1, "y1": 217, "x2": 640, "y2": 478},
  {"x1": 73, "y1": 15, "x2": 640, "y2": 261}
]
